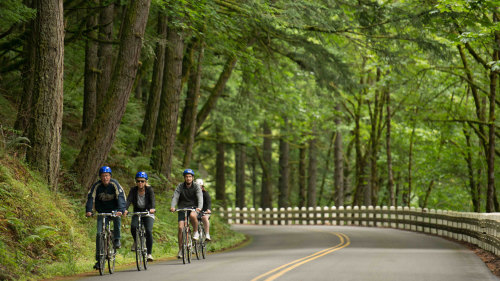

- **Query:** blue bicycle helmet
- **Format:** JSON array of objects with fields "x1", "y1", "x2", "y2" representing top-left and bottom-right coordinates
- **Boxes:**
[
  {"x1": 183, "y1": 169, "x2": 195, "y2": 176},
  {"x1": 99, "y1": 166, "x2": 112, "y2": 175},
  {"x1": 135, "y1": 171, "x2": 148, "y2": 180}
]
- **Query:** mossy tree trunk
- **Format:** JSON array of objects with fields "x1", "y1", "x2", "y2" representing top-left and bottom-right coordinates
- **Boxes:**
[
  {"x1": 72, "y1": 0, "x2": 152, "y2": 189},
  {"x1": 26, "y1": 0, "x2": 64, "y2": 190},
  {"x1": 151, "y1": 22, "x2": 184, "y2": 178},
  {"x1": 138, "y1": 13, "x2": 167, "y2": 155},
  {"x1": 82, "y1": 0, "x2": 99, "y2": 131},
  {"x1": 235, "y1": 144, "x2": 246, "y2": 208},
  {"x1": 260, "y1": 121, "x2": 273, "y2": 209},
  {"x1": 95, "y1": 1, "x2": 115, "y2": 109}
]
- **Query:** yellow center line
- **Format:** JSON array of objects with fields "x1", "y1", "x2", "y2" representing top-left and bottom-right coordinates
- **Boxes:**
[{"x1": 251, "y1": 232, "x2": 350, "y2": 281}]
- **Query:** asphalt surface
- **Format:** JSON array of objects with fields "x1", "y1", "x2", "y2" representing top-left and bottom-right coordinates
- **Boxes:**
[{"x1": 77, "y1": 225, "x2": 499, "y2": 281}]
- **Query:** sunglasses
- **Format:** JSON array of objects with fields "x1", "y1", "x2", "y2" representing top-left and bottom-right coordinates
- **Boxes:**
[{"x1": 136, "y1": 180, "x2": 146, "y2": 183}]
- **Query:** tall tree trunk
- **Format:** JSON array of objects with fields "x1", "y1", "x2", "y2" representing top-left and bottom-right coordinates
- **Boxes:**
[
  {"x1": 195, "y1": 56, "x2": 237, "y2": 131},
  {"x1": 386, "y1": 86, "x2": 395, "y2": 206},
  {"x1": 26, "y1": 0, "x2": 64, "y2": 189},
  {"x1": 318, "y1": 132, "x2": 334, "y2": 206},
  {"x1": 486, "y1": 48, "x2": 498, "y2": 212},
  {"x1": 307, "y1": 135, "x2": 317, "y2": 207},
  {"x1": 278, "y1": 125, "x2": 290, "y2": 208},
  {"x1": 353, "y1": 93, "x2": 368, "y2": 206},
  {"x1": 15, "y1": 0, "x2": 36, "y2": 137},
  {"x1": 182, "y1": 42, "x2": 204, "y2": 167},
  {"x1": 260, "y1": 121, "x2": 273, "y2": 208},
  {"x1": 369, "y1": 67, "x2": 384, "y2": 206},
  {"x1": 82, "y1": 0, "x2": 99, "y2": 131},
  {"x1": 406, "y1": 125, "x2": 416, "y2": 207},
  {"x1": 251, "y1": 152, "x2": 258, "y2": 208},
  {"x1": 138, "y1": 13, "x2": 167, "y2": 155},
  {"x1": 151, "y1": 22, "x2": 184, "y2": 178},
  {"x1": 95, "y1": 1, "x2": 114, "y2": 108},
  {"x1": 215, "y1": 122, "x2": 226, "y2": 207},
  {"x1": 72, "y1": 0, "x2": 152, "y2": 189},
  {"x1": 298, "y1": 145, "x2": 307, "y2": 208},
  {"x1": 235, "y1": 144, "x2": 246, "y2": 208}
]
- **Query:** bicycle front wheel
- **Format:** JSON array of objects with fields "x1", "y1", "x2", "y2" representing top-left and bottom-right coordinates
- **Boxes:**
[
  {"x1": 135, "y1": 228, "x2": 143, "y2": 271},
  {"x1": 108, "y1": 232, "x2": 115, "y2": 274},
  {"x1": 181, "y1": 227, "x2": 188, "y2": 264},
  {"x1": 141, "y1": 225, "x2": 148, "y2": 270},
  {"x1": 187, "y1": 228, "x2": 192, "y2": 263},
  {"x1": 98, "y1": 233, "x2": 106, "y2": 275}
]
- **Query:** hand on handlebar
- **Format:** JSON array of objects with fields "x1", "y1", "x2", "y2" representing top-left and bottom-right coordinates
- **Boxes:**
[
  {"x1": 196, "y1": 208, "x2": 201, "y2": 212},
  {"x1": 86, "y1": 212, "x2": 93, "y2": 217},
  {"x1": 170, "y1": 207, "x2": 176, "y2": 212},
  {"x1": 149, "y1": 209, "x2": 156, "y2": 214}
]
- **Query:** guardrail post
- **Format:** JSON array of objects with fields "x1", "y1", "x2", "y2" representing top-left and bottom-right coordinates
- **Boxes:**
[
  {"x1": 331, "y1": 206, "x2": 336, "y2": 225},
  {"x1": 338, "y1": 206, "x2": 344, "y2": 226}
]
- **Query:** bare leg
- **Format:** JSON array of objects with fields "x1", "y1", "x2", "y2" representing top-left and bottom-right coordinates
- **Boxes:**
[
  {"x1": 202, "y1": 215, "x2": 210, "y2": 234},
  {"x1": 190, "y1": 211, "x2": 198, "y2": 234},
  {"x1": 177, "y1": 221, "x2": 184, "y2": 250}
]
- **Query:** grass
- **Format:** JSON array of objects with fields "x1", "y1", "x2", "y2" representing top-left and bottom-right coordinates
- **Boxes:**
[{"x1": 0, "y1": 154, "x2": 246, "y2": 280}]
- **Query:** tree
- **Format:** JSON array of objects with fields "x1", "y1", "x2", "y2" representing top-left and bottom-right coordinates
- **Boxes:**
[
  {"x1": 25, "y1": 0, "x2": 64, "y2": 189},
  {"x1": 72, "y1": 0, "x2": 152, "y2": 189}
]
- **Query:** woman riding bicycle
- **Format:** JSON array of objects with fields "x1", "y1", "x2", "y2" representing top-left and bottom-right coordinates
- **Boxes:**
[
  {"x1": 124, "y1": 171, "x2": 156, "y2": 261},
  {"x1": 195, "y1": 178, "x2": 212, "y2": 241}
]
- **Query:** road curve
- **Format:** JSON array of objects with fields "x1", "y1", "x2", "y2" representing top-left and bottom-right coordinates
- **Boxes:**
[{"x1": 77, "y1": 225, "x2": 499, "y2": 281}]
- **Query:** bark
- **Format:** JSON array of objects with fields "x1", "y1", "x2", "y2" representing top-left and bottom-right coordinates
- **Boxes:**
[
  {"x1": 26, "y1": 0, "x2": 64, "y2": 189},
  {"x1": 486, "y1": 49, "x2": 498, "y2": 212},
  {"x1": 463, "y1": 126, "x2": 480, "y2": 212},
  {"x1": 82, "y1": 0, "x2": 99, "y2": 131},
  {"x1": 215, "y1": 122, "x2": 226, "y2": 207},
  {"x1": 260, "y1": 121, "x2": 273, "y2": 208},
  {"x1": 298, "y1": 145, "x2": 307, "y2": 208},
  {"x1": 386, "y1": 86, "x2": 395, "y2": 206},
  {"x1": 251, "y1": 152, "x2": 258, "y2": 208},
  {"x1": 72, "y1": 0, "x2": 152, "y2": 189},
  {"x1": 95, "y1": 1, "x2": 115, "y2": 108},
  {"x1": 406, "y1": 125, "x2": 416, "y2": 207},
  {"x1": 422, "y1": 180, "x2": 435, "y2": 209},
  {"x1": 179, "y1": 39, "x2": 199, "y2": 136},
  {"x1": 369, "y1": 67, "x2": 385, "y2": 206},
  {"x1": 353, "y1": 92, "x2": 368, "y2": 206},
  {"x1": 182, "y1": 42, "x2": 204, "y2": 167},
  {"x1": 151, "y1": 23, "x2": 184, "y2": 178},
  {"x1": 318, "y1": 132, "x2": 334, "y2": 206},
  {"x1": 307, "y1": 136, "x2": 318, "y2": 208},
  {"x1": 235, "y1": 144, "x2": 246, "y2": 208},
  {"x1": 278, "y1": 126, "x2": 290, "y2": 208},
  {"x1": 195, "y1": 56, "x2": 238, "y2": 131},
  {"x1": 138, "y1": 13, "x2": 167, "y2": 155},
  {"x1": 15, "y1": 0, "x2": 36, "y2": 136}
]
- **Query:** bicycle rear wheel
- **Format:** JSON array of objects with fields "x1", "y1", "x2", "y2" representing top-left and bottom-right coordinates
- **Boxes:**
[
  {"x1": 194, "y1": 227, "x2": 200, "y2": 260},
  {"x1": 200, "y1": 226, "x2": 206, "y2": 259},
  {"x1": 182, "y1": 227, "x2": 188, "y2": 264},
  {"x1": 98, "y1": 233, "x2": 106, "y2": 275},
  {"x1": 141, "y1": 225, "x2": 148, "y2": 270},
  {"x1": 108, "y1": 232, "x2": 115, "y2": 274},
  {"x1": 135, "y1": 227, "x2": 143, "y2": 271}
]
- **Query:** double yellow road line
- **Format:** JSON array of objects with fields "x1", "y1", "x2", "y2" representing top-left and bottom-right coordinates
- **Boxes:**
[{"x1": 251, "y1": 232, "x2": 350, "y2": 281}]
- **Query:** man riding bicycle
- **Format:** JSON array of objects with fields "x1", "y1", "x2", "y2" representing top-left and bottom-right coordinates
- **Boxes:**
[
  {"x1": 170, "y1": 169, "x2": 203, "y2": 259},
  {"x1": 85, "y1": 166, "x2": 126, "y2": 270}
]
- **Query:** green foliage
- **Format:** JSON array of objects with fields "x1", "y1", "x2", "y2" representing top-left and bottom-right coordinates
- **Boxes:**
[{"x1": 0, "y1": 0, "x2": 35, "y2": 29}]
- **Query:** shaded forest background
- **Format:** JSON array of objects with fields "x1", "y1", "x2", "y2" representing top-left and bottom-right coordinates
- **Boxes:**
[{"x1": 1, "y1": 0, "x2": 500, "y2": 213}]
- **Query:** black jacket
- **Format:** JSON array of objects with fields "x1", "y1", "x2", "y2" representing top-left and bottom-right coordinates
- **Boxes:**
[
  {"x1": 125, "y1": 185, "x2": 156, "y2": 212},
  {"x1": 86, "y1": 179, "x2": 126, "y2": 213}
]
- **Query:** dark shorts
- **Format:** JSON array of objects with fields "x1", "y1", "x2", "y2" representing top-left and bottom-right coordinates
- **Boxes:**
[
  {"x1": 197, "y1": 212, "x2": 211, "y2": 220},
  {"x1": 177, "y1": 208, "x2": 196, "y2": 222}
]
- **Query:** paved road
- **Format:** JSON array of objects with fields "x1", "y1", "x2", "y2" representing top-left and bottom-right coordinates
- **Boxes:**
[{"x1": 78, "y1": 225, "x2": 499, "y2": 281}]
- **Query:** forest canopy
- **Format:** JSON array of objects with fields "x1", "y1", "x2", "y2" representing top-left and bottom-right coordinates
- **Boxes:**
[{"x1": 1, "y1": 0, "x2": 499, "y2": 212}]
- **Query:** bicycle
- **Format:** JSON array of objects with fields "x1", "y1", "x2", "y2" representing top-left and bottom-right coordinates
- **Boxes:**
[
  {"x1": 195, "y1": 211, "x2": 208, "y2": 260},
  {"x1": 175, "y1": 208, "x2": 196, "y2": 264},
  {"x1": 93, "y1": 212, "x2": 118, "y2": 275},
  {"x1": 128, "y1": 211, "x2": 150, "y2": 271}
]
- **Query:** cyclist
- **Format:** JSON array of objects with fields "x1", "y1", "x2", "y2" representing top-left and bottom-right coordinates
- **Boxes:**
[
  {"x1": 170, "y1": 169, "x2": 203, "y2": 259},
  {"x1": 124, "y1": 171, "x2": 156, "y2": 262},
  {"x1": 85, "y1": 166, "x2": 126, "y2": 270},
  {"x1": 195, "y1": 178, "x2": 212, "y2": 241}
]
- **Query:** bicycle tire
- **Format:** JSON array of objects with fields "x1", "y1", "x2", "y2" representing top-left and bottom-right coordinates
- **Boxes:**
[
  {"x1": 200, "y1": 225, "x2": 206, "y2": 259},
  {"x1": 141, "y1": 225, "x2": 148, "y2": 270},
  {"x1": 135, "y1": 227, "x2": 143, "y2": 271},
  {"x1": 108, "y1": 231, "x2": 115, "y2": 274},
  {"x1": 98, "y1": 233, "x2": 106, "y2": 275},
  {"x1": 182, "y1": 227, "x2": 188, "y2": 264},
  {"x1": 194, "y1": 228, "x2": 200, "y2": 260},
  {"x1": 187, "y1": 228, "x2": 192, "y2": 263}
]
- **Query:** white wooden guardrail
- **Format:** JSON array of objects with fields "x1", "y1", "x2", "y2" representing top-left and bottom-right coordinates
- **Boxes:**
[{"x1": 219, "y1": 206, "x2": 500, "y2": 256}]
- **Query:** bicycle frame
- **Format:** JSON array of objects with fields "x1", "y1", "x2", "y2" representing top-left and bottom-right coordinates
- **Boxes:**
[
  {"x1": 95, "y1": 212, "x2": 118, "y2": 275},
  {"x1": 175, "y1": 208, "x2": 196, "y2": 264}
]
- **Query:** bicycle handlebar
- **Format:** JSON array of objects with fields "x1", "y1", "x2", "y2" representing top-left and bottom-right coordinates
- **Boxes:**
[
  {"x1": 127, "y1": 211, "x2": 151, "y2": 216},
  {"x1": 175, "y1": 208, "x2": 196, "y2": 212}
]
